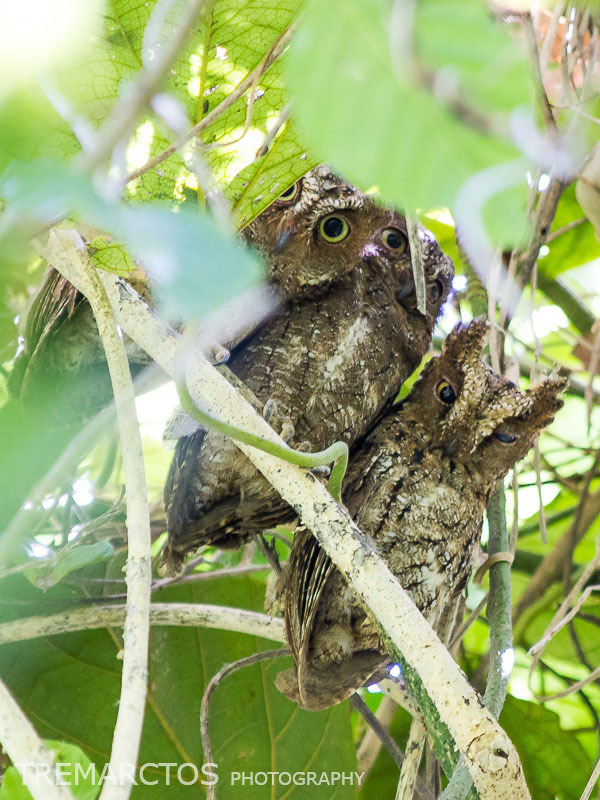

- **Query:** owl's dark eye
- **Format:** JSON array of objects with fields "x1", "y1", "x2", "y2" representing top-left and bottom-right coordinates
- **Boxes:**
[
  {"x1": 319, "y1": 214, "x2": 350, "y2": 243},
  {"x1": 381, "y1": 228, "x2": 407, "y2": 252},
  {"x1": 436, "y1": 379, "x2": 456, "y2": 405},
  {"x1": 276, "y1": 181, "x2": 301, "y2": 205},
  {"x1": 494, "y1": 431, "x2": 518, "y2": 444},
  {"x1": 431, "y1": 279, "x2": 445, "y2": 301}
]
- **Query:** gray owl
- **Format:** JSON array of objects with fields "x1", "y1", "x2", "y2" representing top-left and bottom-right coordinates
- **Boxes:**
[
  {"x1": 161, "y1": 166, "x2": 454, "y2": 573},
  {"x1": 276, "y1": 319, "x2": 565, "y2": 710}
]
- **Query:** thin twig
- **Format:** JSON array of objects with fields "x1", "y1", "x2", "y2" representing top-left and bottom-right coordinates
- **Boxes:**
[
  {"x1": 350, "y1": 695, "x2": 405, "y2": 771},
  {"x1": 357, "y1": 695, "x2": 398, "y2": 776},
  {"x1": 580, "y1": 757, "x2": 600, "y2": 800},
  {"x1": 151, "y1": 562, "x2": 273, "y2": 593},
  {"x1": 256, "y1": 101, "x2": 292, "y2": 157},
  {"x1": 396, "y1": 718, "x2": 426, "y2": 800},
  {"x1": 537, "y1": 662, "x2": 600, "y2": 702},
  {"x1": 200, "y1": 650, "x2": 289, "y2": 800}
]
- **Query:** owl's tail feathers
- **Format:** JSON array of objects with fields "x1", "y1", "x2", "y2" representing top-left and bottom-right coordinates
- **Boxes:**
[{"x1": 275, "y1": 651, "x2": 385, "y2": 711}]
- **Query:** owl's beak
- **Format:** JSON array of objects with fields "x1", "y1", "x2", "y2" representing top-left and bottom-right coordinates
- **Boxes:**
[
  {"x1": 443, "y1": 438, "x2": 458, "y2": 457},
  {"x1": 395, "y1": 282, "x2": 414, "y2": 301},
  {"x1": 273, "y1": 226, "x2": 296, "y2": 253}
]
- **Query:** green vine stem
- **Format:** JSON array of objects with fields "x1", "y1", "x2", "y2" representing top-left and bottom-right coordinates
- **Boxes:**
[
  {"x1": 174, "y1": 329, "x2": 348, "y2": 502},
  {"x1": 439, "y1": 486, "x2": 513, "y2": 800}
]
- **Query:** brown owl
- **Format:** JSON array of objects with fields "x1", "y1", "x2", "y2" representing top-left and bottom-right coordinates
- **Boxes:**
[
  {"x1": 161, "y1": 166, "x2": 454, "y2": 573},
  {"x1": 276, "y1": 318, "x2": 565, "y2": 710},
  {"x1": 8, "y1": 265, "x2": 154, "y2": 420}
]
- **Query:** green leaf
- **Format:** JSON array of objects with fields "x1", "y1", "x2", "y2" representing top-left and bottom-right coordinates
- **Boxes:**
[
  {"x1": 229, "y1": 124, "x2": 320, "y2": 228},
  {"x1": 52, "y1": 0, "x2": 308, "y2": 214},
  {"x1": 287, "y1": 0, "x2": 521, "y2": 212},
  {"x1": 538, "y1": 184, "x2": 600, "y2": 277},
  {"x1": 499, "y1": 696, "x2": 592, "y2": 800},
  {"x1": 0, "y1": 740, "x2": 100, "y2": 800},
  {"x1": 415, "y1": 0, "x2": 531, "y2": 113},
  {"x1": 89, "y1": 238, "x2": 137, "y2": 276},
  {"x1": 119, "y1": 206, "x2": 264, "y2": 319},
  {"x1": 0, "y1": 573, "x2": 357, "y2": 799},
  {"x1": 25, "y1": 542, "x2": 115, "y2": 589},
  {"x1": 1, "y1": 159, "x2": 265, "y2": 320}
]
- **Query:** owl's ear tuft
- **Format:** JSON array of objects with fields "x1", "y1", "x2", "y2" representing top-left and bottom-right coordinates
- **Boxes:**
[
  {"x1": 523, "y1": 373, "x2": 567, "y2": 428},
  {"x1": 440, "y1": 317, "x2": 490, "y2": 364}
]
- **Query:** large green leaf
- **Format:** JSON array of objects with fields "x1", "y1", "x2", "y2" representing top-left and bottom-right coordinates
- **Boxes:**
[
  {"x1": 538, "y1": 184, "x2": 600, "y2": 277},
  {"x1": 0, "y1": 740, "x2": 100, "y2": 800},
  {"x1": 499, "y1": 696, "x2": 591, "y2": 800},
  {"x1": 0, "y1": 573, "x2": 357, "y2": 799},
  {"x1": 287, "y1": 0, "x2": 523, "y2": 214},
  {"x1": 57, "y1": 0, "x2": 311, "y2": 220}
]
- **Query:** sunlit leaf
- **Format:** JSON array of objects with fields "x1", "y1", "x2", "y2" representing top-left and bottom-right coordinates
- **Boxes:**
[{"x1": 287, "y1": 0, "x2": 522, "y2": 213}]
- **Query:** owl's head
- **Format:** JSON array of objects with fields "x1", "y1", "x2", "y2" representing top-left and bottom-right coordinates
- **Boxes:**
[
  {"x1": 407, "y1": 318, "x2": 565, "y2": 483},
  {"x1": 243, "y1": 166, "x2": 453, "y2": 322}
]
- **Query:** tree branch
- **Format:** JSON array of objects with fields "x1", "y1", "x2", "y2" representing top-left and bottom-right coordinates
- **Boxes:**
[
  {"x1": 0, "y1": 603, "x2": 285, "y2": 646},
  {"x1": 40, "y1": 230, "x2": 532, "y2": 799},
  {"x1": 0, "y1": 679, "x2": 76, "y2": 800},
  {"x1": 45, "y1": 231, "x2": 152, "y2": 800}
]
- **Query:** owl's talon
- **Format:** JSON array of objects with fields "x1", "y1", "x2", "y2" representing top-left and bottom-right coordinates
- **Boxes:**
[
  {"x1": 280, "y1": 421, "x2": 295, "y2": 443},
  {"x1": 297, "y1": 441, "x2": 311, "y2": 453},
  {"x1": 310, "y1": 465, "x2": 330, "y2": 476},
  {"x1": 263, "y1": 398, "x2": 278, "y2": 423},
  {"x1": 210, "y1": 344, "x2": 230, "y2": 365},
  {"x1": 263, "y1": 399, "x2": 295, "y2": 443}
]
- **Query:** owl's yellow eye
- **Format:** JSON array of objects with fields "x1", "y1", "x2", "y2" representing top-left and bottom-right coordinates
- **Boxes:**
[
  {"x1": 319, "y1": 214, "x2": 350, "y2": 243},
  {"x1": 436, "y1": 379, "x2": 456, "y2": 405},
  {"x1": 381, "y1": 227, "x2": 407, "y2": 252},
  {"x1": 277, "y1": 181, "x2": 301, "y2": 205},
  {"x1": 494, "y1": 431, "x2": 517, "y2": 444}
]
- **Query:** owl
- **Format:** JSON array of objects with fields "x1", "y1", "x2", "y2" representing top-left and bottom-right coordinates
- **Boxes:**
[
  {"x1": 275, "y1": 318, "x2": 565, "y2": 710},
  {"x1": 8, "y1": 266, "x2": 154, "y2": 421},
  {"x1": 161, "y1": 166, "x2": 455, "y2": 573}
]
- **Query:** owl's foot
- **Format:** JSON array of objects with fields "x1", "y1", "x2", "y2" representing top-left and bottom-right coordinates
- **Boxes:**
[
  {"x1": 311, "y1": 624, "x2": 354, "y2": 667},
  {"x1": 255, "y1": 533, "x2": 282, "y2": 574},
  {"x1": 157, "y1": 542, "x2": 186, "y2": 577},
  {"x1": 263, "y1": 399, "x2": 295, "y2": 443}
]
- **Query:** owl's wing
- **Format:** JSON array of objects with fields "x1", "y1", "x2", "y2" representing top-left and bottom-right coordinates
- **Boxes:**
[
  {"x1": 342, "y1": 437, "x2": 389, "y2": 518},
  {"x1": 160, "y1": 429, "x2": 210, "y2": 573},
  {"x1": 284, "y1": 526, "x2": 336, "y2": 665},
  {"x1": 25, "y1": 268, "x2": 82, "y2": 356},
  {"x1": 281, "y1": 518, "x2": 388, "y2": 710}
]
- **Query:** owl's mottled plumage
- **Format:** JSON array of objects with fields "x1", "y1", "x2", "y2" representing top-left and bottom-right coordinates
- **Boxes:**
[
  {"x1": 161, "y1": 166, "x2": 454, "y2": 573},
  {"x1": 276, "y1": 319, "x2": 565, "y2": 710},
  {"x1": 8, "y1": 267, "x2": 153, "y2": 420}
]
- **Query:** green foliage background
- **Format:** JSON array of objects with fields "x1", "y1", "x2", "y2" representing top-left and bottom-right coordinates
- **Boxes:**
[{"x1": 1, "y1": 0, "x2": 600, "y2": 799}]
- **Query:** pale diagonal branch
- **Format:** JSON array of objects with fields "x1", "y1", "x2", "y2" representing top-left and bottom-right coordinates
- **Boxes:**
[{"x1": 40, "y1": 229, "x2": 532, "y2": 800}]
